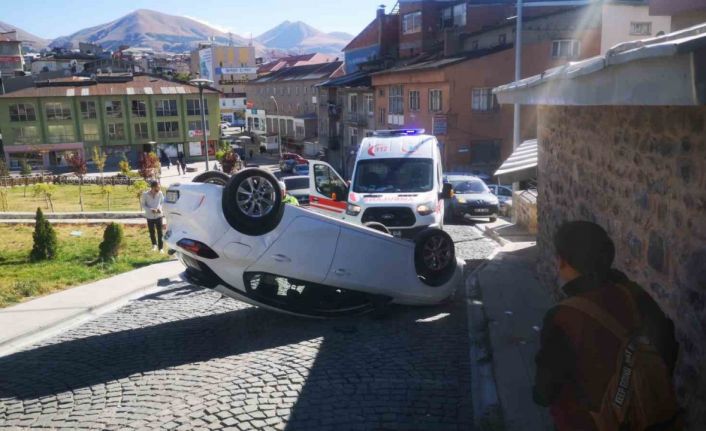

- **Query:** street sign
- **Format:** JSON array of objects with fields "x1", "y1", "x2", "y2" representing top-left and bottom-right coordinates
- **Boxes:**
[{"x1": 433, "y1": 115, "x2": 448, "y2": 135}]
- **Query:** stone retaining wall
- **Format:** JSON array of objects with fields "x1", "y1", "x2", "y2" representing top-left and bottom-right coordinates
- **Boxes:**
[{"x1": 536, "y1": 105, "x2": 706, "y2": 425}]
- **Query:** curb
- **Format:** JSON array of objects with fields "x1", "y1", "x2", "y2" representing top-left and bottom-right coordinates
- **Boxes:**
[
  {"x1": 466, "y1": 248, "x2": 504, "y2": 429},
  {"x1": 0, "y1": 263, "x2": 184, "y2": 358}
]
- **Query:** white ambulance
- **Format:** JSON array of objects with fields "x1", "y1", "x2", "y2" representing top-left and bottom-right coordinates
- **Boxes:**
[{"x1": 306, "y1": 129, "x2": 452, "y2": 238}]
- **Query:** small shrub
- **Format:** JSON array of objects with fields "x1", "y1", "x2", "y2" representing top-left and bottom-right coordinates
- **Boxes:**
[
  {"x1": 30, "y1": 208, "x2": 58, "y2": 262},
  {"x1": 139, "y1": 152, "x2": 160, "y2": 180},
  {"x1": 118, "y1": 157, "x2": 131, "y2": 176},
  {"x1": 32, "y1": 183, "x2": 56, "y2": 212},
  {"x1": 99, "y1": 222, "x2": 124, "y2": 262},
  {"x1": 221, "y1": 150, "x2": 239, "y2": 174},
  {"x1": 92, "y1": 147, "x2": 107, "y2": 184},
  {"x1": 130, "y1": 179, "x2": 149, "y2": 209},
  {"x1": 101, "y1": 185, "x2": 115, "y2": 210}
]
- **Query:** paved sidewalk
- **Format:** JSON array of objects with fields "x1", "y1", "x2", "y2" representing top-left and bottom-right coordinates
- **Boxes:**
[
  {"x1": 0, "y1": 260, "x2": 183, "y2": 357},
  {"x1": 475, "y1": 221, "x2": 555, "y2": 431}
]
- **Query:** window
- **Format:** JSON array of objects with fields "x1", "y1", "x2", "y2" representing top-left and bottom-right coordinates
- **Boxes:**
[
  {"x1": 133, "y1": 123, "x2": 149, "y2": 139},
  {"x1": 155, "y1": 99, "x2": 178, "y2": 117},
  {"x1": 471, "y1": 140, "x2": 501, "y2": 165},
  {"x1": 82, "y1": 123, "x2": 100, "y2": 141},
  {"x1": 105, "y1": 101, "x2": 122, "y2": 118},
  {"x1": 630, "y1": 22, "x2": 652, "y2": 36},
  {"x1": 472, "y1": 88, "x2": 499, "y2": 112},
  {"x1": 442, "y1": 3, "x2": 466, "y2": 28},
  {"x1": 388, "y1": 85, "x2": 404, "y2": 115},
  {"x1": 107, "y1": 123, "x2": 125, "y2": 140},
  {"x1": 186, "y1": 99, "x2": 208, "y2": 116},
  {"x1": 157, "y1": 121, "x2": 180, "y2": 138},
  {"x1": 403, "y1": 11, "x2": 422, "y2": 34},
  {"x1": 80, "y1": 101, "x2": 96, "y2": 119},
  {"x1": 353, "y1": 159, "x2": 434, "y2": 193},
  {"x1": 188, "y1": 120, "x2": 210, "y2": 133},
  {"x1": 9, "y1": 103, "x2": 36, "y2": 122},
  {"x1": 429, "y1": 89, "x2": 442, "y2": 112},
  {"x1": 350, "y1": 127, "x2": 358, "y2": 148},
  {"x1": 45, "y1": 102, "x2": 72, "y2": 120},
  {"x1": 287, "y1": 87, "x2": 291, "y2": 96},
  {"x1": 409, "y1": 90, "x2": 420, "y2": 111},
  {"x1": 295, "y1": 86, "x2": 299, "y2": 96},
  {"x1": 12, "y1": 126, "x2": 39, "y2": 143},
  {"x1": 379, "y1": 88, "x2": 385, "y2": 97},
  {"x1": 498, "y1": 34, "x2": 506, "y2": 45},
  {"x1": 313, "y1": 164, "x2": 347, "y2": 199},
  {"x1": 131, "y1": 100, "x2": 147, "y2": 117},
  {"x1": 364, "y1": 94, "x2": 374, "y2": 117},
  {"x1": 552, "y1": 39, "x2": 580, "y2": 59},
  {"x1": 46, "y1": 124, "x2": 75, "y2": 143},
  {"x1": 349, "y1": 94, "x2": 358, "y2": 113}
]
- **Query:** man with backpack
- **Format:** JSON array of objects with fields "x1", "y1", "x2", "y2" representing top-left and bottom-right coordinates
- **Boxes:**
[{"x1": 534, "y1": 221, "x2": 682, "y2": 430}]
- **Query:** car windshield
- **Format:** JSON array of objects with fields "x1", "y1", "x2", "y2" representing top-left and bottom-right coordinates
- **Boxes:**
[
  {"x1": 452, "y1": 179, "x2": 489, "y2": 193},
  {"x1": 284, "y1": 177, "x2": 309, "y2": 191},
  {"x1": 353, "y1": 158, "x2": 434, "y2": 193}
]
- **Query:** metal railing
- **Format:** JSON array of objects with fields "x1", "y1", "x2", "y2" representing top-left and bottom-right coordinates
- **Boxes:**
[
  {"x1": 47, "y1": 135, "x2": 76, "y2": 143},
  {"x1": 82, "y1": 133, "x2": 101, "y2": 142}
]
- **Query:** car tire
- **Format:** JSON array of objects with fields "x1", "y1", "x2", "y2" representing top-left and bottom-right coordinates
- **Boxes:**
[
  {"x1": 414, "y1": 228, "x2": 456, "y2": 287},
  {"x1": 193, "y1": 171, "x2": 230, "y2": 186},
  {"x1": 364, "y1": 222, "x2": 391, "y2": 234},
  {"x1": 222, "y1": 168, "x2": 284, "y2": 236}
]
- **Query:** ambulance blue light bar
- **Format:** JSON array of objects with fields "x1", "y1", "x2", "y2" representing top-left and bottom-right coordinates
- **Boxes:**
[{"x1": 373, "y1": 129, "x2": 426, "y2": 136}]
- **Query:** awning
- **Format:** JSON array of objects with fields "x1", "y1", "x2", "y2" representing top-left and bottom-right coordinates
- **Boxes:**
[{"x1": 494, "y1": 139, "x2": 537, "y2": 183}]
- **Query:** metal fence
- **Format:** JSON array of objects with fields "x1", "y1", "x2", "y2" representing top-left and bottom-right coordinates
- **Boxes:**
[{"x1": 0, "y1": 174, "x2": 138, "y2": 187}]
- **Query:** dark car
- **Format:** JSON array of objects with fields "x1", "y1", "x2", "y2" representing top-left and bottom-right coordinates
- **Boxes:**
[{"x1": 445, "y1": 175, "x2": 499, "y2": 222}]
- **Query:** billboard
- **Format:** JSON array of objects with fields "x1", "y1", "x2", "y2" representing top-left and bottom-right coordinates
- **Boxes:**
[
  {"x1": 216, "y1": 67, "x2": 258, "y2": 75},
  {"x1": 199, "y1": 48, "x2": 213, "y2": 81}
]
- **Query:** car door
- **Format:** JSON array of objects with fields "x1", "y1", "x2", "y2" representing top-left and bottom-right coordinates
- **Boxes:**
[
  {"x1": 308, "y1": 161, "x2": 348, "y2": 219},
  {"x1": 247, "y1": 215, "x2": 340, "y2": 284}
]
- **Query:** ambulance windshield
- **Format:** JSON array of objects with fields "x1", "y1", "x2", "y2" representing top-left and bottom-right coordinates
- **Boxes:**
[{"x1": 353, "y1": 158, "x2": 434, "y2": 193}]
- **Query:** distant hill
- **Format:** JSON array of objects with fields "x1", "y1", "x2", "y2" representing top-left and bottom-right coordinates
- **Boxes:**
[
  {"x1": 49, "y1": 9, "x2": 259, "y2": 53},
  {"x1": 0, "y1": 21, "x2": 50, "y2": 51},
  {"x1": 256, "y1": 21, "x2": 352, "y2": 55}
]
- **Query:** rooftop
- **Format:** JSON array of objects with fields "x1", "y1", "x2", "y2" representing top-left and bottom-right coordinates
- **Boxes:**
[
  {"x1": 251, "y1": 61, "x2": 343, "y2": 84},
  {"x1": 494, "y1": 23, "x2": 706, "y2": 106},
  {"x1": 0, "y1": 75, "x2": 217, "y2": 99}
]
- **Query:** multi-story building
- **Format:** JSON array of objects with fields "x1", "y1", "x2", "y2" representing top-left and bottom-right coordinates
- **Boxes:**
[
  {"x1": 0, "y1": 31, "x2": 24, "y2": 78},
  {"x1": 650, "y1": 0, "x2": 706, "y2": 31},
  {"x1": 190, "y1": 44, "x2": 258, "y2": 95},
  {"x1": 244, "y1": 61, "x2": 343, "y2": 153},
  {"x1": 0, "y1": 74, "x2": 220, "y2": 171},
  {"x1": 601, "y1": 0, "x2": 671, "y2": 54}
]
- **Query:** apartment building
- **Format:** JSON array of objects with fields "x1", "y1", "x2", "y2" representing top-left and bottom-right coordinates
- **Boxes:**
[
  {"x1": 0, "y1": 74, "x2": 220, "y2": 170},
  {"x1": 0, "y1": 31, "x2": 24, "y2": 77}
]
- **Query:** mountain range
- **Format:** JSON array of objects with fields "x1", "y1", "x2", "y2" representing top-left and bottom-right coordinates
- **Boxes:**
[{"x1": 2, "y1": 9, "x2": 352, "y2": 56}]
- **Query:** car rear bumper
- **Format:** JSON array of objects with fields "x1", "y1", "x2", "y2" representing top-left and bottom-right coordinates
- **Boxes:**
[{"x1": 453, "y1": 204, "x2": 499, "y2": 218}]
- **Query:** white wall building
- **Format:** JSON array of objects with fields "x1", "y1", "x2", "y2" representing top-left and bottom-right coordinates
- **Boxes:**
[{"x1": 601, "y1": 1, "x2": 672, "y2": 54}]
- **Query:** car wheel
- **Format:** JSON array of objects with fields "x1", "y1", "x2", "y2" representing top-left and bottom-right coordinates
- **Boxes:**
[
  {"x1": 364, "y1": 222, "x2": 391, "y2": 234},
  {"x1": 192, "y1": 171, "x2": 230, "y2": 186},
  {"x1": 414, "y1": 228, "x2": 456, "y2": 287},
  {"x1": 222, "y1": 168, "x2": 284, "y2": 236}
]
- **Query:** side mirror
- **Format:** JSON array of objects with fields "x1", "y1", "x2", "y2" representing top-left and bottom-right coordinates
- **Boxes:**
[{"x1": 440, "y1": 182, "x2": 454, "y2": 200}]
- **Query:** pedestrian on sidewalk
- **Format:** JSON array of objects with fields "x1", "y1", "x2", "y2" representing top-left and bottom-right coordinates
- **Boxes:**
[
  {"x1": 141, "y1": 180, "x2": 165, "y2": 253},
  {"x1": 177, "y1": 151, "x2": 186, "y2": 175},
  {"x1": 534, "y1": 221, "x2": 681, "y2": 431}
]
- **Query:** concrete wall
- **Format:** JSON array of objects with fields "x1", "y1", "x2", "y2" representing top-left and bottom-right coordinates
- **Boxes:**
[
  {"x1": 513, "y1": 189, "x2": 538, "y2": 235},
  {"x1": 600, "y1": 4, "x2": 671, "y2": 54},
  {"x1": 536, "y1": 105, "x2": 706, "y2": 426}
]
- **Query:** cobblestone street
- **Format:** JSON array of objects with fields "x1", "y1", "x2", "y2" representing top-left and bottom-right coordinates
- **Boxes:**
[{"x1": 0, "y1": 224, "x2": 496, "y2": 431}]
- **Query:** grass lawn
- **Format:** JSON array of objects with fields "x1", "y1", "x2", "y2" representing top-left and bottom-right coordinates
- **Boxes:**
[
  {"x1": 3, "y1": 184, "x2": 142, "y2": 212},
  {"x1": 0, "y1": 224, "x2": 171, "y2": 307}
]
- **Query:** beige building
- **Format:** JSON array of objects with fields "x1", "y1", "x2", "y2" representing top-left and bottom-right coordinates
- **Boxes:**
[
  {"x1": 190, "y1": 44, "x2": 258, "y2": 95},
  {"x1": 600, "y1": 0, "x2": 671, "y2": 54}
]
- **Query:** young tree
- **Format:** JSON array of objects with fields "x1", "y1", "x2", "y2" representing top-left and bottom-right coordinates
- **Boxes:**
[
  {"x1": 118, "y1": 156, "x2": 131, "y2": 177},
  {"x1": 32, "y1": 183, "x2": 56, "y2": 213},
  {"x1": 130, "y1": 179, "x2": 149, "y2": 210},
  {"x1": 138, "y1": 152, "x2": 160, "y2": 180},
  {"x1": 30, "y1": 207, "x2": 58, "y2": 262},
  {"x1": 68, "y1": 153, "x2": 88, "y2": 212},
  {"x1": 20, "y1": 159, "x2": 32, "y2": 197},
  {"x1": 101, "y1": 185, "x2": 114, "y2": 210},
  {"x1": 98, "y1": 222, "x2": 124, "y2": 262},
  {"x1": 0, "y1": 158, "x2": 8, "y2": 211},
  {"x1": 92, "y1": 146, "x2": 107, "y2": 185}
]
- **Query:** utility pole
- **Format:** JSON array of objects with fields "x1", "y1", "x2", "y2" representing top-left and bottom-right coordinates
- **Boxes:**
[
  {"x1": 190, "y1": 78, "x2": 214, "y2": 170},
  {"x1": 513, "y1": 0, "x2": 523, "y2": 152}
]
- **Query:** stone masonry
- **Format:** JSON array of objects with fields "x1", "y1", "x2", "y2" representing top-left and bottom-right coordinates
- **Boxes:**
[{"x1": 535, "y1": 105, "x2": 706, "y2": 426}]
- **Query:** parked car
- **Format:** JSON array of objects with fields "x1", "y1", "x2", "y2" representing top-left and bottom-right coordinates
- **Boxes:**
[
  {"x1": 488, "y1": 184, "x2": 513, "y2": 216},
  {"x1": 279, "y1": 153, "x2": 307, "y2": 173},
  {"x1": 163, "y1": 169, "x2": 465, "y2": 318},
  {"x1": 282, "y1": 175, "x2": 310, "y2": 205},
  {"x1": 444, "y1": 175, "x2": 499, "y2": 223}
]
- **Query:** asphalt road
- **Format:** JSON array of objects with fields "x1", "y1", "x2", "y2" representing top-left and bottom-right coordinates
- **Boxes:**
[{"x1": 0, "y1": 223, "x2": 496, "y2": 431}]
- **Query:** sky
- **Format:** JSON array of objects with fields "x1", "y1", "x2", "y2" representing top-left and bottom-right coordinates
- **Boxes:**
[{"x1": 2, "y1": 0, "x2": 392, "y2": 39}]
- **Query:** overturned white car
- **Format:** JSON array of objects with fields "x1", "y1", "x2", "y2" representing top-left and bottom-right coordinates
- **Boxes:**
[{"x1": 163, "y1": 169, "x2": 464, "y2": 318}]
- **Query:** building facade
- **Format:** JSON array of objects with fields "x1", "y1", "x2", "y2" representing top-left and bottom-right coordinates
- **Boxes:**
[
  {"x1": 0, "y1": 75, "x2": 220, "y2": 171},
  {"x1": 244, "y1": 61, "x2": 343, "y2": 153},
  {"x1": 190, "y1": 44, "x2": 258, "y2": 95},
  {"x1": 600, "y1": 0, "x2": 671, "y2": 54},
  {"x1": 0, "y1": 31, "x2": 24, "y2": 78}
]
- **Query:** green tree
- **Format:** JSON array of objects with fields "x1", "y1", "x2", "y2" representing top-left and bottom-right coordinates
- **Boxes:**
[
  {"x1": 20, "y1": 160, "x2": 32, "y2": 197},
  {"x1": 130, "y1": 179, "x2": 149, "y2": 210},
  {"x1": 98, "y1": 222, "x2": 124, "y2": 262},
  {"x1": 68, "y1": 153, "x2": 88, "y2": 212},
  {"x1": 92, "y1": 147, "x2": 107, "y2": 185},
  {"x1": 32, "y1": 183, "x2": 56, "y2": 212},
  {"x1": 118, "y1": 156, "x2": 131, "y2": 176},
  {"x1": 30, "y1": 208, "x2": 58, "y2": 262},
  {"x1": 0, "y1": 158, "x2": 8, "y2": 211},
  {"x1": 101, "y1": 185, "x2": 114, "y2": 210}
]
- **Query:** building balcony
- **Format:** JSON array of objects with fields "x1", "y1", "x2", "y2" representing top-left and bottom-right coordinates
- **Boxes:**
[
  {"x1": 14, "y1": 136, "x2": 41, "y2": 144},
  {"x1": 345, "y1": 112, "x2": 368, "y2": 127},
  {"x1": 47, "y1": 135, "x2": 76, "y2": 144}
]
